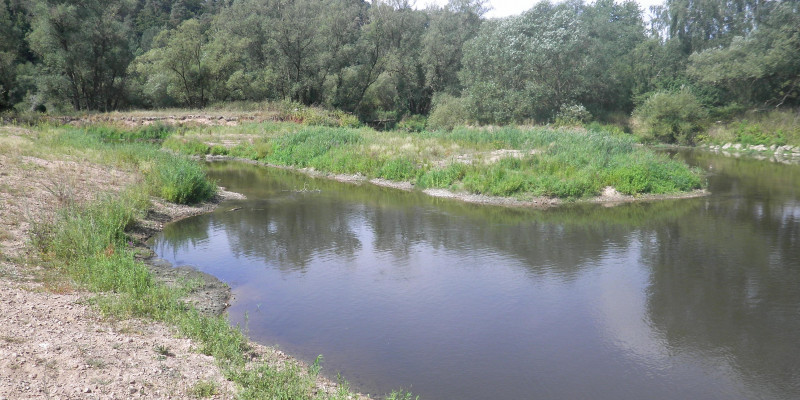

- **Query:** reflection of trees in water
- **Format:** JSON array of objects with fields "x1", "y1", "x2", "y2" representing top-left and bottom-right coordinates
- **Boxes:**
[
  {"x1": 221, "y1": 196, "x2": 363, "y2": 272},
  {"x1": 155, "y1": 214, "x2": 213, "y2": 259},
  {"x1": 167, "y1": 159, "x2": 800, "y2": 396},
  {"x1": 643, "y1": 187, "x2": 800, "y2": 396}
]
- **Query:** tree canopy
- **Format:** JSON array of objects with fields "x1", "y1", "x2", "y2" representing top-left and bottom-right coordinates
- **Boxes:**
[{"x1": 0, "y1": 0, "x2": 796, "y2": 125}]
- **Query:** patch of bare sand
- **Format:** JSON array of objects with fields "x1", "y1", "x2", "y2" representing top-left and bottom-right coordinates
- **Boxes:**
[
  {"x1": 0, "y1": 153, "x2": 136, "y2": 269},
  {"x1": 0, "y1": 279, "x2": 235, "y2": 400},
  {"x1": 432, "y1": 148, "x2": 539, "y2": 168}
]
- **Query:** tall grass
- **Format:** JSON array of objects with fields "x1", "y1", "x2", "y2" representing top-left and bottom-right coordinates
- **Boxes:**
[
  {"x1": 31, "y1": 190, "x2": 353, "y2": 398},
  {"x1": 147, "y1": 155, "x2": 218, "y2": 204},
  {"x1": 701, "y1": 109, "x2": 800, "y2": 147},
  {"x1": 190, "y1": 123, "x2": 703, "y2": 199},
  {"x1": 46, "y1": 127, "x2": 217, "y2": 204},
  {"x1": 83, "y1": 123, "x2": 176, "y2": 143}
]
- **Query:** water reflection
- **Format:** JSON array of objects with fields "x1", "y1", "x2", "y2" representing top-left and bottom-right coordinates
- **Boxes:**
[
  {"x1": 642, "y1": 151, "x2": 800, "y2": 397},
  {"x1": 151, "y1": 156, "x2": 800, "y2": 400}
]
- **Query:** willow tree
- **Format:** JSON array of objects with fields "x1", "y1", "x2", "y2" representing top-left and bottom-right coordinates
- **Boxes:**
[
  {"x1": 27, "y1": 0, "x2": 133, "y2": 111},
  {"x1": 460, "y1": 1, "x2": 590, "y2": 123},
  {"x1": 131, "y1": 18, "x2": 220, "y2": 108},
  {"x1": 688, "y1": 1, "x2": 800, "y2": 107}
]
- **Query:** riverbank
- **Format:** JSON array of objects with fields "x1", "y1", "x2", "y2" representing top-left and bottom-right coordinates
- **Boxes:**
[
  {"x1": 699, "y1": 142, "x2": 800, "y2": 164},
  {"x1": 168, "y1": 122, "x2": 706, "y2": 201},
  {"x1": 0, "y1": 126, "x2": 373, "y2": 399}
]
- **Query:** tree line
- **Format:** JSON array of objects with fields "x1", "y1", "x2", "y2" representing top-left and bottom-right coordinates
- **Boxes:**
[{"x1": 0, "y1": 0, "x2": 798, "y2": 127}]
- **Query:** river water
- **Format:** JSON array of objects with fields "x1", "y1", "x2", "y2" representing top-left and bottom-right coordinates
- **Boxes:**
[{"x1": 151, "y1": 151, "x2": 800, "y2": 400}]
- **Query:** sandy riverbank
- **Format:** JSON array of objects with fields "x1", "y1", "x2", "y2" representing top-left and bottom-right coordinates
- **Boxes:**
[{"x1": 0, "y1": 127, "x2": 371, "y2": 399}]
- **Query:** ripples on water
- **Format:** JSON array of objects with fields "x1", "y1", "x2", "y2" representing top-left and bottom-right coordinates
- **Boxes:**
[{"x1": 152, "y1": 152, "x2": 800, "y2": 400}]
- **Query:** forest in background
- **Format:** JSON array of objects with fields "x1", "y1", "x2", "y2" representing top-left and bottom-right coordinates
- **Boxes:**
[{"x1": 0, "y1": 0, "x2": 798, "y2": 143}]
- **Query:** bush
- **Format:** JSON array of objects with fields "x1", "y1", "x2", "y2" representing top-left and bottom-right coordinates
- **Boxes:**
[
  {"x1": 427, "y1": 94, "x2": 469, "y2": 131},
  {"x1": 334, "y1": 111, "x2": 361, "y2": 128},
  {"x1": 396, "y1": 115, "x2": 427, "y2": 132},
  {"x1": 554, "y1": 104, "x2": 592, "y2": 126},
  {"x1": 632, "y1": 89, "x2": 708, "y2": 144}
]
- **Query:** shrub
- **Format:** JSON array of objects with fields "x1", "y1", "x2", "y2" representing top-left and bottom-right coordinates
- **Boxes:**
[
  {"x1": 334, "y1": 111, "x2": 361, "y2": 128},
  {"x1": 632, "y1": 89, "x2": 708, "y2": 144},
  {"x1": 427, "y1": 94, "x2": 469, "y2": 131},
  {"x1": 554, "y1": 104, "x2": 592, "y2": 126},
  {"x1": 396, "y1": 115, "x2": 427, "y2": 132},
  {"x1": 209, "y1": 145, "x2": 228, "y2": 156}
]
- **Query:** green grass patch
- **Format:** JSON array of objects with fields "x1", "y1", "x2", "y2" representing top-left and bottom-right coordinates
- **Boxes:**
[
  {"x1": 173, "y1": 123, "x2": 704, "y2": 199},
  {"x1": 83, "y1": 123, "x2": 176, "y2": 143},
  {"x1": 189, "y1": 380, "x2": 219, "y2": 398},
  {"x1": 163, "y1": 136, "x2": 212, "y2": 155},
  {"x1": 417, "y1": 127, "x2": 703, "y2": 198},
  {"x1": 700, "y1": 109, "x2": 800, "y2": 147},
  {"x1": 45, "y1": 128, "x2": 217, "y2": 205},
  {"x1": 147, "y1": 155, "x2": 218, "y2": 204}
]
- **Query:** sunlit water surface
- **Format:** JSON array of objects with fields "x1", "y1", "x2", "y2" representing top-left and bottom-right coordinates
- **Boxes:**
[{"x1": 152, "y1": 151, "x2": 800, "y2": 400}]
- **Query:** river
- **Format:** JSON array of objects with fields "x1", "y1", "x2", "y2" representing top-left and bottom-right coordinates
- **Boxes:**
[{"x1": 151, "y1": 150, "x2": 800, "y2": 400}]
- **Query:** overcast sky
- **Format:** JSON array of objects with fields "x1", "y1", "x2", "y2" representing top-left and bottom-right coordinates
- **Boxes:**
[{"x1": 418, "y1": 0, "x2": 666, "y2": 18}]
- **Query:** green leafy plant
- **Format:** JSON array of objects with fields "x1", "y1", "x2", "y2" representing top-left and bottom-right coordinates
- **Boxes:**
[
  {"x1": 427, "y1": 94, "x2": 469, "y2": 131},
  {"x1": 189, "y1": 380, "x2": 219, "y2": 398},
  {"x1": 632, "y1": 89, "x2": 708, "y2": 144}
]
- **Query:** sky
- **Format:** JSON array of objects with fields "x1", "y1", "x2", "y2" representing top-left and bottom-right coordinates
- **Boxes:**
[{"x1": 419, "y1": 0, "x2": 666, "y2": 18}]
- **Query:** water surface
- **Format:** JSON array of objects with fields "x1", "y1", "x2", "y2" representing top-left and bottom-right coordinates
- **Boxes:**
[{"x1": 152, "y1": 152, "x2": 800, "y2": 400}]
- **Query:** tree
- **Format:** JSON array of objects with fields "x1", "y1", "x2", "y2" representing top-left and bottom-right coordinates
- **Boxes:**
[
  {"x1": 688, "y1": 1, "x2": 800, "y2": 108},
  {"x1": 460, "y1": 1, "x2": 590, "y2": 123},
  {"x1": 0, "y1": 0, "x2": 23, "y2": 110},
  {"x1": 331, "y1": 0, "x2": 429, "y2": 120},
  {"x1": 209, "y1": 0, "x2": 365, "y2": 106},
  {"x1": 132, "y1": 18, "x2": 222, "y2": 108},
  {"x1": 579, "y1": 0, "x2": 646, "y2": 116},
  {"x1": 421, "y1": 0, "x2": 487, "y2": 97},
  {"x1": 27, "y1": 0, "x2": 134, "y2": 111},
  {"x1": 657, "y1": 0, "x2": 765, "y2": 56}
]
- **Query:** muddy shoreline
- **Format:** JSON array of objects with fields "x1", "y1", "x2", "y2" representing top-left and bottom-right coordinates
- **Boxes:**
[
  {"x1": 132, "y1": 189, "x2": 373, "y2": 399},
  {"x1": 128, "y1": 189, "x2": 246, "y2": 317}
]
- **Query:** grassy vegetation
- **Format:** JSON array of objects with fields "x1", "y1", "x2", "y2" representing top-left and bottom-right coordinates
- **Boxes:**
[
  {"x1": 43, "y1": 127, "x2": 217, "y2": 205},
  {"x1": 699, "y1": 109, "x2": 800, "y2": 147},
  {"x1": 32, "y1": 190, "x2": 354, "y2": 398},
  {"x1": 164, "y1": 123, "x2": 705, "y2": 199},
  {"x1": 18, "y1": 124, "x2": 365, "y2": 399}
]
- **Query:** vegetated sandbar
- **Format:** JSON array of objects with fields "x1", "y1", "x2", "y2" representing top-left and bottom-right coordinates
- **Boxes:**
[
  {"x1": 165, "y1": 122, "x2": 707, "y2": 206},
  {"x1": 205, "y1": 154, "x2": 710, "y2": 209}
]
